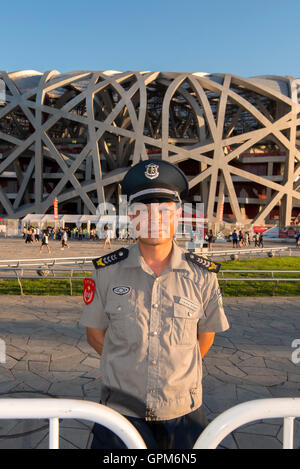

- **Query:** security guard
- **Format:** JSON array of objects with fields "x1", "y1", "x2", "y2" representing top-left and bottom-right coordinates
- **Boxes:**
[{"x1": 80, "y1": 159, "x2": 229, "y2": 449}]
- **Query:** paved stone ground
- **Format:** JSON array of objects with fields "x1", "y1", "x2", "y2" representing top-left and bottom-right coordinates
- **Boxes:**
[{"x1": 0, "y1": 295, "x2": 299, "y2": 449}]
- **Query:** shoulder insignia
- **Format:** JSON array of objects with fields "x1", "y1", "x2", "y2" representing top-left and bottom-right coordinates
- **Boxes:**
[
  {"x1": 93, "y1": 247, "x2": 129, "y2": 269},
  {"x1": 185, "y1": 252, "x2": 221, "y2": 273}
]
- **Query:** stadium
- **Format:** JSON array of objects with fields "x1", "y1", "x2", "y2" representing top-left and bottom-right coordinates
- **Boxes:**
[{"x1": 0, "y1": 69, "x2": 300, "y2": 228}]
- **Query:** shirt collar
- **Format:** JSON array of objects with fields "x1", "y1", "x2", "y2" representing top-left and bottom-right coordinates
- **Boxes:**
[{"x1": 124, "y1": 240, "x2": 193, "y2": 276}]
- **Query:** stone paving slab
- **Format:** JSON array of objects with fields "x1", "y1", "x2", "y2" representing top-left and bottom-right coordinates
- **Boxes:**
[{"x1": 0, "y1": 295, "x2": 299, "y2": 449}]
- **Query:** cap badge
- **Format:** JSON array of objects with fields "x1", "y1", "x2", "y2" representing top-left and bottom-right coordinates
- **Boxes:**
[{"x1": 145, "y1": 163, "x2": 159, "y2": 180}]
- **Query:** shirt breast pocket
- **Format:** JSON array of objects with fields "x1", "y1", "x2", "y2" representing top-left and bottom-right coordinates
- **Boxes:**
[
  {"x1": 171, "y1": 301, "x2": 201, "y2": 347},
  {"x1": 105, "y1": 295, "x2": 137, "y2": 345}
]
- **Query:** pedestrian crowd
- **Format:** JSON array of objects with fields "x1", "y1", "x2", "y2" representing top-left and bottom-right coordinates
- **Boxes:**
[
  {"x1": 22, "y1": 224, "x2": 137, "y2": 254},
  {"x1": 231, "y1": 229, "x2": 264, "y2": 248}
]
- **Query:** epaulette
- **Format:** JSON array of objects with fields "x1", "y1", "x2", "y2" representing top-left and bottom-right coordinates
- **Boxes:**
[
  {"x1": 185, "y1": 252, "x2": 221, "y2": 273},
  {"x1": 93, "y1": 247, "x2": 129, "y2": 269}
]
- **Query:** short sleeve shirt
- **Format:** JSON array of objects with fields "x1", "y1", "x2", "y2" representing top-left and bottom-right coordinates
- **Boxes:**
[{"x1": 80, "y1": 241, "x2": 229, "y2": 420}]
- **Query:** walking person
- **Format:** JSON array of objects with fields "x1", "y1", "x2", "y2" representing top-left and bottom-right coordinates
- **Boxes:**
[
  {"x1": 296, "y1": 232, "x2": 300, "y2": 248},
  {"x1": 61, "y1": 229, "x2": 69, "y2": 250},
  {"x1": 253, "y1": 232, "x2": 258, "y2": 247},
  {"x1": 238, "y1": 230, "x2": 243, "y2": 248},
  {"x1": 206, "y1": 229, "x2": 214, "y2": 252},
  {"x1": 258, "y1": 232, "x2": 264, "y2": 248},
  {"x1": 39, "y1": 231, "x2": 51, "y2": 254},
  {"x1": 232, "y1": 229, "x2": 238, "y2": 248},
  {"x1": 81, "y1": 159, "x2": 229, "y2": 450},
  {"x1": 91, "y1": 227, "x2": 97, "y2": 241},
  {"x1": 35, "y1": 227, "x2": 40, "y2": 242},
  {"x1": 103, "y1": 223, "x2": 112, "y2": 249},
  {"x1": 248, "y1": 231, "x2": 252, "y2": 246},
  {"x1": 25, "y1": 227, "x2": 34, "y2": 244}
]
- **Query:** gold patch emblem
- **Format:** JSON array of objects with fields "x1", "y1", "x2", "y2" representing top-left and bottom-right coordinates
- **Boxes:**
[{"x1": 96, "y1": 257, "x2": 105, "y2": 267}]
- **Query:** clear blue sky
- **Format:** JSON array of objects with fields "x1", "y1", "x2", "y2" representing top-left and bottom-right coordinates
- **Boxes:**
[{"x1": 2, "y1": 0, "x2": 299, "y2": 77}]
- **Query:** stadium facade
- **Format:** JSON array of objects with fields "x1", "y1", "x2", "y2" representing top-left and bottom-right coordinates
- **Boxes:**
[{"x1": 0, "y1": 69, "x2": 300, "y2": 226}]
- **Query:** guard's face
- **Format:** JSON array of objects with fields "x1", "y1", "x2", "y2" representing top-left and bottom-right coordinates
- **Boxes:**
[{"x1": 129, "y1": 202, "x2": 181, "y2": 244}]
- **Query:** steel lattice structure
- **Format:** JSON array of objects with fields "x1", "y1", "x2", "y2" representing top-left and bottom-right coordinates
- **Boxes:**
[{"x1": 0, "y1": 69, "x2": 300, "y2": 225}]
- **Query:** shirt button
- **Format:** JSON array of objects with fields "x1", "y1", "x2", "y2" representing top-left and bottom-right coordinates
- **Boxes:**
[
  {"x1": 152, "y1": 331, "x2": 158, "y2": 336},
  {"x1": 153, "y1": 303, "x2": 158, "y2": 309},
  {"x1": 117, "y1": 306, "x2": 122, "y2": 311},
  {"x1": 188, "y1": 312, "x2": 193, "y2": 317},
  {"x1": 151, "y1": 360, "x2": 157, "y2": 365}
]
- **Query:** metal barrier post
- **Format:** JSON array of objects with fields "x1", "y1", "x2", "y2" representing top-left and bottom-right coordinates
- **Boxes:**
[
  {"x1": 49, "y1": 417, "x2": 60, "y2": 449},
  {"x1": 283, "y1": 416, "x2": 295, "y2": 449},
  {"x1": 15, "y1": 269, "x2": 24, "y2": 295},
  {"x1": 69, "y1": 269, "x2": 73, "y2": 296}
]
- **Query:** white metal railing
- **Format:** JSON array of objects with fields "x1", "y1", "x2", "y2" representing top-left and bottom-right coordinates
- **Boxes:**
[
  {"x1": 0, "y1": 398, "x2": 147, "y2": 449},
  {"x1": 208, "y1": 246, "x2": 294, "y2": 257},
  {"x1": 1, "y1": 398, "x2": 299, "y2": 449},
  {"x1": 0, "y1": 267, "x2": 299, "y2": 296},
  {"x1": 0, "y1": 246, "x2": 297, "y2": 268},
  {"x1": 0, "y1": 256, "x2": 95, "y2": 268},
  {"x1": 218, "y1": 270, "x2": 300, "y2": 295},
  {"x1": 194, "y1": 398, "x2": 300, "y2": 449},
  {"x1": 0, "y1": 266, "x2": 91, "y2": 295}
]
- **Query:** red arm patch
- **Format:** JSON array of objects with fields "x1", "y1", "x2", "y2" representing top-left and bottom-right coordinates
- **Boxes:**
[{"x1": 83, "y1": 278, "x2": 95, "y2": 305}]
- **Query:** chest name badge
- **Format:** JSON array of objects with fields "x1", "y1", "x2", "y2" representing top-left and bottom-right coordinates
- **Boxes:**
[
  {"x1": 83, "y1": 278, "x2": 95, "y2": 305},
  {"x1": 113, "y1": 286, "x2": 131, "y2": 295},
  {"x1": 177, "y1": 297, "x2": 199, "y2": 311}
]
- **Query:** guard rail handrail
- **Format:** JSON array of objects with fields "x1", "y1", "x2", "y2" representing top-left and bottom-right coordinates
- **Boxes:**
[
  {"x1": 0, "y1": 268, "x2": 299, "y2": 296},
  {"x1": 208, "y1": 246, "x2": 294, "y2": 256},
  {"x1": 0, "y1": 397, "x2": 299, "y2": 449},
  {"x1": 0, "y1": 398, "x2": 146, "y2": 449},
  {"x1": 0, "y1": 246, "x2": 298, "y2": 268},
  {"x1": 194, "y1": 397, "x2": 300, "y2": 449}
]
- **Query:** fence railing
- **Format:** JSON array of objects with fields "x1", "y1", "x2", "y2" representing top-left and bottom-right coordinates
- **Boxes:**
[
  {"x1": 0, "y1": 245, "x2": 297, "y2": 269},
  {"x1": 0, "y1": 267, "x2": 299, "y2": 296},
  {"x1": 0, "y1": 398, "x2": 147, "y2": 449},
  {"x1": 194, "y1": 398, "x2": 300, "y2": 449},
  {"x1": 0, "y1": 256, "x2": 95, "y2": 269},
  {"x1": 1, "y1": 397, "x2": 299, "y2": 449},
  {"x1": 0, "y1": 266, "x2": 88, "y2": 295},
  {"x1": 207, "y1": 246, "x2": 295, "y2": 258},
  {"x1": 218, "y1": 270, "x2": 300, "y2": 295}
]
